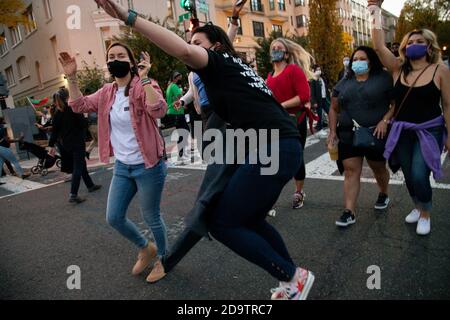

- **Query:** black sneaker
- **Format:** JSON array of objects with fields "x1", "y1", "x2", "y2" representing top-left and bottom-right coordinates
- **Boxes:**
[
  {"x1": 88, "y1": 184, "x2": 102, "y2": 193},
  {"x1": 374, "y1": 193, "x2": 390, "y2": 210},
  {"x1": 69, "y1": 196, "x2": 86, "y2": 204},
  {"x1": 335, "y1": 209, "x2": 356, "y2": 227}
]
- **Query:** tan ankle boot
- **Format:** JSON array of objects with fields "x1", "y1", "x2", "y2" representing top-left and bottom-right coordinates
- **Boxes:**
[
  {"x1": 131, "y1": 242, "x2": 157, "y2": 276},
  {"x1": 146, "y1": 259, "x2": 166, "y2": 283}
]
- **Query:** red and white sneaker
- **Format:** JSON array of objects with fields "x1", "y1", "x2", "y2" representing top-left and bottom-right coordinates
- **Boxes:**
[{"x1": 270, "y1": 267, "x2": 315, "y2": 300}]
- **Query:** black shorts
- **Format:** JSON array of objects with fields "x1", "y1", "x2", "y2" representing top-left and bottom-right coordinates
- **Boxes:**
[{"x1": 338, "y1": 142, "x2": 386, "y2": 162}]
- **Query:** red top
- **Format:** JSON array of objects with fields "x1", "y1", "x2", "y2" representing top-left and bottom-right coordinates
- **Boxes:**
[
  {"x1": 266, "y1": 64, "x2": 311, "y2": 115},
  {"x1": 266, "y1": 64, "x2": 317, "y2": 131}
]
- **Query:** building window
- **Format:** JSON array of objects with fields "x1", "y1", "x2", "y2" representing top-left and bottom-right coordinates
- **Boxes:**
[
  {"x1": 23, "y1": 5, "x2": 38, "y2": 35},
  {"x1": 35, "y1": 61, "x2": 43, "y2": 88},
  {"x1": 269, "y1": 0, "x2": 275, "y2": 10},
  {"x1": 295, "y1": 0, "x2": 306, "y2": 6},
  {"x1": 50, "y1": 36, "x2": 60, "y2": 71},
  {"x1": 43, "y1": 0, "x2": 53, "y2": 20},
  {"x1": 227, "y1": 17, "x2": 243, "y2": 35},
  {"x1": 250, "y1": 0, "x2": 264, "y2": 12},
  {"x1": 252, "y1": 21, "x2": 265, "y2": 37},
  {"x1": 0, "y1": 33, "x2": 8, "y2": 55},
  {"x1": 9, "y1": 26, "x2": 22, "y2": 46},
  {"x1": 278, "y1": 0, "x2": 286, "y2": 11},
  {"x1": 272, "y1": 25, "x2": 283, "y2": 35},
  {"x1": 17, "y1": 56, "x2": 29, "y2": 79},
  {"x1": 296, "y1": 15, "x2": 308, "y2": 28},
  {"x1": 5, "y1": 66, "x2": 16, "y2": 86}
]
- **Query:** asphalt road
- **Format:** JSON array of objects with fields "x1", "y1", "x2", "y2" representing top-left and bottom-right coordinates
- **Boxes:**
[{"x1": 1, "y1": 136, "x2": 450, "y2": 300}]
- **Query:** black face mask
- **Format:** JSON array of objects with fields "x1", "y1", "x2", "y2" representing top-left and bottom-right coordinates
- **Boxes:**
[{"x1": 107, "y1": 60, "x2": 131, "y2": 78}]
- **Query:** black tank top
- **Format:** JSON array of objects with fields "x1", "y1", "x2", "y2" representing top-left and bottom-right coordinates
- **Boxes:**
[{"x1": 393, "y1": 65, "x2": 442, "y2": 124}]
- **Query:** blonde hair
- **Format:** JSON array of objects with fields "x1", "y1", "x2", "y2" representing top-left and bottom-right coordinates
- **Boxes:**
[
  {"x1": 399, "y1": 29, "x2": 442, "y2": 82},
  {"x1": 270, "y1": 38, "x2": 315, "y2": 79}
]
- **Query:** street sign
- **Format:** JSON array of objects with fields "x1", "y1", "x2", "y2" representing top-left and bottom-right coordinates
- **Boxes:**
[
  {"x1": 180, "y1": 0, "x2": 194, "y2": 12},
  {"x1": 178, "y1": 12, "x2": 191, "y2": 23},
  {"x1": 196, "y1": 0, "x2": 209, "y2": 14}
]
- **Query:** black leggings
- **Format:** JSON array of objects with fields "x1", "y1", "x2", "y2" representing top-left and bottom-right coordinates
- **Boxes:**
[{"x1": 294, "y1": 117, "x2": 307, "y2": 181}]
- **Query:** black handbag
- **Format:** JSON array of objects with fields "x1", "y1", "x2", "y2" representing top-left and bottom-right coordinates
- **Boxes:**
[{"x1": 352, "y1": 120, "x2": 385, "y2": 151}]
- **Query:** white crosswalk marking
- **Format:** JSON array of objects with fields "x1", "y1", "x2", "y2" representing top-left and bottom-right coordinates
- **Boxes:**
[
  {"x1": 0, "y1": 176, "x2": 53, "y2": 199},
  {"x1": 167, "y1": 134, "x2": 450, "y2": 190}
]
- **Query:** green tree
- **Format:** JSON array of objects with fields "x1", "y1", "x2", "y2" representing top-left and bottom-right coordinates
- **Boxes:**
[
  {"x1": 76, "y1": 61, "x2": 106, "y2": 95},
  {"x1": 0, "y1": 0, "x2": 30, "y2": 43},
  {"x1": 395, "y1": 0, "x2": 450, "y2": 49},
  {"x1": 113, "y1": 17, "x2": 188, "y2": 91},
  {"x1": 254, "y1": 31, "x2": 310, "y2": 80},
  {"x1": 309, "y1": 0, "x2": 344, "y2": 86}
]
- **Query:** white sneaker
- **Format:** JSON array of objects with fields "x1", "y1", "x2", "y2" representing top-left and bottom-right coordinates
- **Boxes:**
[
  {"x1": 416, "y1": 217, "x2": 431, "y2": 235},
  {"x1": 270, "y1": 268, "x2": 315, "y2": 300},
  {"x1": 405, "y1": 209, "x2": 420, "y2": 224}
]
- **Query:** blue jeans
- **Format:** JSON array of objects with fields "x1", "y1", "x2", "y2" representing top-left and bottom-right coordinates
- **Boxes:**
[
  {"x1": 0, "y1": 146, "x2": 24, "y2": 177},
  {"x1": 395, "y1": 127, "x2": 444, "y2": 211},
  {"x1": 209, "y1": 138, "x2": 302, "y2": 282},
  {"x1": 106, "y1": 160, "x2": 168, "y2": 257}
]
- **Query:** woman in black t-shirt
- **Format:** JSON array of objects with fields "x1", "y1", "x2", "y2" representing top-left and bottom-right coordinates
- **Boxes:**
[
  {"x1": 95, "y1": 0, "x2": 315, "y2": 300},
  {"x1": 328, "y1": 46, "x2": 394, "y2": 228}
]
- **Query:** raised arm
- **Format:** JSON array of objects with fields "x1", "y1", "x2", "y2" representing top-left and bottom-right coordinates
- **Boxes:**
[
  {"x1": 138, "y1": 52, "x2": 167, "y2": 119},
  {"x1": 368, "y1": 1, "x2": 401, "y2": 74},
  {"x1": 227, "y1": 0, "x2": 247, "y2": 43},
  {"x1": 59, "y1": 52, "x2": 101, "y2": 114},
  {"x1": 94, "y1": 0, "x2": 208, "y2": 70}
]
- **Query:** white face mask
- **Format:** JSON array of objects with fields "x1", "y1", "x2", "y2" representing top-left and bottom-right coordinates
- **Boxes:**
[
  {"x1": 315, "y1": 70, "x2": 322, "y2": 77},
  {"x1": 343, "y1": 59, "x2": 350, "y2": 67}
]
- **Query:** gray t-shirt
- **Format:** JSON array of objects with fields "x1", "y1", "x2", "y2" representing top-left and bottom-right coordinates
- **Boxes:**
[{"x1": 333, "y1": 70, "x2": 393, "y2": 143}]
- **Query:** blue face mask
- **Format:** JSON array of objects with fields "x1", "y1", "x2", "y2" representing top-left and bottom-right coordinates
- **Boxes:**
[
  {"x1": 352, "y1": 60, "x2": 369, "y2": 75},
  {"x1": 406, "y1": 44, "x2": 428, "y2": 60},
  {"x1": 271, "y1": 50, "x2": 286, "y2": 62}
]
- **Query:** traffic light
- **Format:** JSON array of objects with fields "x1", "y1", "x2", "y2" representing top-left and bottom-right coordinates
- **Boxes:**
[{"x1": 180, "y1": 0, "x2": 194, "y2": 12}]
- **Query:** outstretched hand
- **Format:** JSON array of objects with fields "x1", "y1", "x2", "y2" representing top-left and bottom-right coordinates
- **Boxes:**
[
  {"x1": 138, "y1": 51, "x2": 152, "y2": 79},
  {"x1": 59, "y1": 52, "x2": 77, "y2": 76},
  {"x1": 94, "y1": 0, "x2": 128, "y2": 21},
  {"x1": 232, "y1": 0, "x2": 248, "y2": 17}
]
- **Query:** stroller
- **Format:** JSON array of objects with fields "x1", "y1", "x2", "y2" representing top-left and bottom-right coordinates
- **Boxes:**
[{"x1": 19, "y1": 140, "x2": 62, "y2": 176}]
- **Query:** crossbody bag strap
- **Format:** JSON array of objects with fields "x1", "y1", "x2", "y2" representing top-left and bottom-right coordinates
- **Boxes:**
[{"x1": 393, "y1": 64, "x2": 432, "y2": 120}]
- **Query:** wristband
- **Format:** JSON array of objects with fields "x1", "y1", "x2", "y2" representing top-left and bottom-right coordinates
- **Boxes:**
[
  {"x1": 125, "y1": 9, "x2": 138, "y2": 27},
  {"x1": 369, "y1": 5, "x2": 382, "y2": 30}
]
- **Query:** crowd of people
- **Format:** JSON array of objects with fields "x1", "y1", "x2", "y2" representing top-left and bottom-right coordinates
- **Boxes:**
[{"x1": 1, "y1": 0, "x2": 449, "y2": 300}]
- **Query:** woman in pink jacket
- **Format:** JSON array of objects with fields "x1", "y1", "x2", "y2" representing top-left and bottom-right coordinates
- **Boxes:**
[{"x1": 59, "y1": 43, "x2": 169, "y2": 283}]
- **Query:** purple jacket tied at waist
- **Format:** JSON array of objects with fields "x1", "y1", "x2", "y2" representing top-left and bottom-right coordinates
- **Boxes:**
[{"x1": 384, "y1": 115, "x2": 447, "y2": 179}]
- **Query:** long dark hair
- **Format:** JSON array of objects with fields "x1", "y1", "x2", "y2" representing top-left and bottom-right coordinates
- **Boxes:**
[
  {"x1": 192, "y1": 23, "x2": 243, "y2": 61},
  {"x1": 106, "y1": 42, "x2": 138, "y2": 97},
  {"x1": 53, "y1": 88, "x2": 69, "y2": 111},
  {"x1": 347, "y1": 46, "x2": 384, "y2": 79}
]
